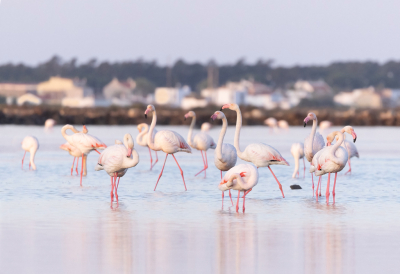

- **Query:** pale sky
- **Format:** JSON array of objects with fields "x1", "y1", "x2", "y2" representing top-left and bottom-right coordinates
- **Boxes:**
[{"x1": 0, "y1": 0, "x2": 399, "y2": 66}]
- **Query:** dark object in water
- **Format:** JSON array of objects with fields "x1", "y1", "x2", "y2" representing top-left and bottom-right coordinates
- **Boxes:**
[{"x1": 290, "y1": 184, "x2": 302, "y2": 190}]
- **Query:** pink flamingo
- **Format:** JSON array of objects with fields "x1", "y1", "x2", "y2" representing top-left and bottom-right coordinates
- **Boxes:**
[
  {"x1": 290, "y1": 142, "x2": 305, "y2": 178},
  {"x1": 222, "y1": 104, "x2": 289, "y2": 198},
  {"x1": 59, "y1": 125, "x2": 88, "y2": 175},
  {"x1": 145, "y1": 105, "x2": 192, "y2": 191},
  {"x1": 136, "y1": 123, "x2": 159, "y2": 170},
  {"x1": 339, "y1": 127, "x2": 359, "y2": 174},
  {"x1": 61, "y1": 124, "x2": 107, "y2": 186},
  {"x1": 218, "y1": 164, "x2": 259, "y2": 212},
  {"x1": 303, "y1": 112, "x2": 325, "y2": 195},
  {"x1": 95, "y1": 134, "x2": 139, "y2": 208},
  {"x1": 21, "y1": 136, "x2": 39, "y2": 170},
  {"x1": 184, "y1": 111, "x2": 216, "y2": 178}
]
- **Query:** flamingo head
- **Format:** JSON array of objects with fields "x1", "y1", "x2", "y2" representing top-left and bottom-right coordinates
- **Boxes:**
[
  {"x1": 210, "y1": 111, "x2": 225, "y2": 121},
  {"x1": 341, "y1": 125, "x2": 357, "y2": 143},
  {"x1": 220, "y1": 103, "x2": 238, "y2": 111},
  {"x1": 123, "y1": 133, "x2": 134, "y2": 157},
  {"x1": 137, "y1": 123, "x2": 146, "y2": 133},
  {"x1": 184, "y1": 111, "x2": 195, "y2": 120},
  {"x1": 303, "y1": 112, "x2": 316, "y2": 127},
  {"x1": 144, "y1": 105, "x2": 155, "y2": 118},
  {"x1": 82, "y1": 124, "x2": 88, "y2": 133}
]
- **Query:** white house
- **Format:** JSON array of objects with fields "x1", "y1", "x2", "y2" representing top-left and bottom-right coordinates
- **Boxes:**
[
  {"x1": 181, "y1": 94, "x2": 208, "y2": 110},
  {"x1": 201, "y1": 80, "x2": 249, "y2": 106},
  {"x1": 155, "y1": 86, "x2": 191, "y2": 107},
  {"x1": 334, "y1": 87, "x2": 382, "y2": 109},
  {"x1": 17, "y1": 94, "x2": 42, "y2": 106}
]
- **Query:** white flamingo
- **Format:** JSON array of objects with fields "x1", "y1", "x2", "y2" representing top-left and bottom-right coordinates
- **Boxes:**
[
  {"x1": 338, "y1": 126, "x2": 359, "y2": 174},
  {"x1": 218, "y1": 164, "x2": 259, "y2": 212},
  {"x1": 61, "y1": 124, "x2": 107, "y2": 186},
  {"x1": 290, "y1": 142, "x2": 305, "y2": 178},
  {"x1": 201, "y1": 122, "x2": 212, "y2": 132},
  {"x1": 145, "y1": 105, "x2": 192, "y2": 191},
  {"x1": 222, "y1": 104, "x2": 289, "y2": 198},
  {"x1": 44, "y1": 118, "x2": 56, "y2": 129},
  {"x1": 21, "y1": 136, "x2": 39, "y2": 170},
  {"x1": 303, "y1": 112, "x2": 325, "y2": 195},
  {"x1": 319, "y1": 120, "x2": 332, "y2": 131},
  {"x1": 278, "y1": 120, "x2": 289, "y2": 130},
  {"x1": 136, "y1": 123, "x2": 159, "y2": 170},
  {"x1": 264, "y1": 117, "x2": 278, "y2": 132},
  {"x1": 184, "y1": 111, "x2": 216, "y2": 178},
  {"x1": 59, "y1": 125, "x2": 88, "y2": 176},
  {"x1": 95, "y1": 134, "x2": 139, "y2": 207},
  {"x1": 211, "y1": 110, "x2": 237, "y2": 205}
]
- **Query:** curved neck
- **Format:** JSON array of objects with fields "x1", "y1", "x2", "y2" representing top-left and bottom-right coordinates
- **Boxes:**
[
  {"x1": 187, "y1": 115, "x2": 196, "y2": 146},
  {"x1": 147, "y1": 111, "x2": 157, "y2": 149},
  {"x1": 136, "y1": 125, "x2": 148, "y2": 146},
  {"x1": 61, "y1": 125, "x2": 75, "y2": 142},
  {"x1": 30, "y1": 149, "x2": 37, "y2": 169},
  {"x1": 227, "y1": 173, "x2": 247, "y2": 189},
  {"x1": 292, "y1": 154, "x2": 299, "y2": 178},
  {"x1": 233, "y1": 108, "x2": 244, "y2": 158},
  {"x1": 216, "y1": 117, "x2": 228, "y2": 161},
  {"x1": 330, "y1": 131, "x2": 344, "y2": 162},
  {"x1": 310, "y1": 118, "x2": 318, "y2": 149},
  {"x1": 122, "y1": 150, "x2": 139, "y2": 168}
]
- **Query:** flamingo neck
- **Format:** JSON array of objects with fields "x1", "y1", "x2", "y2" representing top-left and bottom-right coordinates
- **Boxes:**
[
  {"x1": 233, "y1": 107, "x2": 244, "y2": 159},
  {"x1": 30, "y1": 148, "x2": 37, "y2": 170},
  {"x1": 330, "y1": 131, "x2": 344, "y2": 163},
  {"x1": 187, "y1": 115, "x2": 196, "y2": 147},
  {"x1": 136, "y1": 124, "x2": 148, "y2": 146},
  {"x1": 227, "y1": 173, "x2": 246, "y2": 188},
  {"x1": 309, "y1": 118, "x2": 318, "y2": 154},
  {"x1": 61, "y1": 125, "x2": 75, "y2": 143},
  {"x1": 216, "y1": 116, "x2": 228, "y2": 161},
  {"x1": 148, "y1": 110, "x2": 157, "y2": 150},
  {"x1": 292, "y1": 153, "x2": 300, "y2": 178},
  {"x1": 122, "y1": 150, "x2": 139, "y2": 169}
]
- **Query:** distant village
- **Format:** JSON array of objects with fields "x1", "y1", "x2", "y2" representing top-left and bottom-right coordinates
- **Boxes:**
[{"x1": 0, "y1": 73, "x2": 399, "y2": 111}]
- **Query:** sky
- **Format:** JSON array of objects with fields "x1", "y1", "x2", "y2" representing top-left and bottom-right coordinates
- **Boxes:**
[{"x1": 0, "y1": 0, "x2": 399, "y2": 67}]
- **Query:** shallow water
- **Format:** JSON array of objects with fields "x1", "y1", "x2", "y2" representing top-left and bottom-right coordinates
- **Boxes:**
[{"x1": 0, "y1": 125, "x2": 399, "y2": 274}]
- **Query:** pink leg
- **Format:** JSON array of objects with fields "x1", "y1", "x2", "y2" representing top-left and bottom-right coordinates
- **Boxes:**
[
  {"x1": 242, "y1": 188, "x2": 252, "y2": 212},
  {"x1": 204, "y1": 151, "x2": 208, "y2": 178},
  {"x1": 29, "y1": 162, "x2": 31, "y2": 170},
  {"x1": 154, "y1": 154, "x2": 168, "y2": 191},
  {"x1": 22, "y1": 151, "x2": 26, "y2": 169},
  {"x1": 222, "y1": 192, "x2": 224, "y2": 208},
  {"x1": 195, "y1": 151, "x2": 207, "y2": 177},
  {"x1": 332, "y1": 173, "x2": 338, "y2": 204},
  {"x1": 319, "y1": 177, "x2": 323, "y2": 196},
  {"x1": 236, "y1": 190, "x2": 240, "y2": 212},
  {"x1": 303, "y1": 158, "x2": 306, "y2": 178},
  {"x1": 94, "y1": 149, "x2": 101, "y2": 154},
  {"x1": 268, "y1": 166, "x2": 285, "y2": 198},
  {"x1": 312, "y1": 172, "x2": 314, "y2": 197},
  {"x1": 71, "y1": 157, "x2": 76, "y2": 175},
  {"x1": 80, "y1": 153, "x2": 84, "y2": 186},
  {"x1": 229, "y1": 190, "x2": 233, "y2": 206},
  {"x1": 76, "y1": 157, "x2": 79, "y2": 175},
  {"x1": 110, "y1": 176, "x2": 114, "y2": 203},
  {"x1": 114, "y1": 173, "x2": 119, "y2": 203},
  {"x1": 148, "y1": 147, "x2": 153, "y2": 170},
  {"x1": 326, "y1": 173, "x2": 331, "y2": 204},
  {"x1": 151, "y1": 150, "x2": 159, "y2": 170},
  {"x1": 315, "y1": 176, "x2": 322, "y2": 201},
  {"x1": 345, "y1": 159, "x2": 352, "y2": 175},
  {"x1": 172, "y1": 154, "x2": 187, "y2": 191}
]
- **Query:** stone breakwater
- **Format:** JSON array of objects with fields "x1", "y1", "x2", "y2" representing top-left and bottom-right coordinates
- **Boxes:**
[{"x1": 0, "y1": 105, "x2": 399, "y2": 126}]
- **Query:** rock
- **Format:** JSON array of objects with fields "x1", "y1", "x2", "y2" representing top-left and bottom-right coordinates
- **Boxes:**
[{"x1": 290, "y1": 184, "x2": 302, "y2": 190}]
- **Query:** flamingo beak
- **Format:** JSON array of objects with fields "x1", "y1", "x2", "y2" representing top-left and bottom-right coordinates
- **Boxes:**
[
  {"x1": 144, "y1": 109, "x2": 150, "y2": 118},
  {"x1": 83, "y1": 125, "x2": 87, "y2": 131},
  {"x1": 210, "y1": 113, "x2": 218, "y2": 121},
  {"x1": 303, "y1": 117, "x2": 310, "y2": 127},
  {"x1": 327, "y1": 142, "x2": 331, "y2": 146},
  {"x1": 221, "y1": 104, "x2": 230, "y2": 110},
  {"x1": 127, "y1": 148, "x2": 132, "y2": 157},
  {"x1": 352, "y1": 131, "x2": 357, "y2": 143}
]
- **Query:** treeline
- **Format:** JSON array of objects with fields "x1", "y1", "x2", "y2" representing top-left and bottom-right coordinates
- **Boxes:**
[{"x1": 1, "y1": 56, "x2": 400, "y2": 94}]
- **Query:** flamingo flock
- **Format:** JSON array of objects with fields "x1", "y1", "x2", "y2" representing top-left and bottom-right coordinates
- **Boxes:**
[{"x1": 20, "y1": 106, "x2": 359, "y2": 211}]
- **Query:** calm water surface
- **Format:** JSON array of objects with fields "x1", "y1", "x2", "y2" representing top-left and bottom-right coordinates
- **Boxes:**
[{"x1": 1, "y1": 125, "x2": 399, "y2": 274}]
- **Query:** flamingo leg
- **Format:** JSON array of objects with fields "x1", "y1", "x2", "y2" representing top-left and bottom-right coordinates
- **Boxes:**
[
  {"x1": 222, "y1": 191, "x2": 224, "y2": 208},
  {"x1": 345, "y1": 159, "x2": 352, "y2": 175},
  {"x1": 268, "y1": 166, "x2": 285, "y2": 198},
  {"x1": 151, "y1": 150, "x2": 159, "y2": 170},
  {"x1": 195, "y1": 151, "x2": 207, "y2": 177},
  {"x1": 148, "y1": 147, "x2": 153, "y2": 170},
  {"x1": 319, "y1": 177, "x2": 322, "y2": 197},
  {"x1": 312, "y1": 172, "x2": 314, "y2": 196},
  {"x1": 243, "y1": 188, "x2": 252, "y2": 212},
  {"x1": 76, "y1": 157, "x2": 79, "y2": 175},
  {"x1": 80, "y1": 153, "x2": 84, "y2": 186},
  {"x1": 110, "y1": 176, "x2": 114, "y2": 203},
  {"x1": 204, "y1": 151, "x2": 208, "y2": 178},
  {"x1": 22, "y1": 151, "x2": 26, "y2": 169},
  {"x1": 236, "y1": 190, "x2": 240, "y2": 212},
  {"x1": 154, "y1": 154, "x2": 169, "y2": 191},
  {"x1": 114, "y1": 173, "x2": 119, "y2": 203},
  {"x1": 229, "y1": 190, "x2": 233, "y2": 206},
  {"x1": 71, "y1": 157, "x2": 76, "y2": 175},
  {"x1": 172, "y1": 154, "x2": 187, "y2": 191},
  {"x1": 332, "y1": 173, "x2": 338, "y2": 204},
  {"x1": 316, "y1": 176, "x2": 322, "y2": 201},
  {"x1": 94, "y1": 149, "x2": 101, "y2": 154},
  {"x1": 326, "y1": 173, "x2": 331, "y2": 204}
]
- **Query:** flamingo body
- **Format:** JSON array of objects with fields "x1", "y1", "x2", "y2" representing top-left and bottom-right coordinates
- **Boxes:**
[
  {"x1": 21, "y1": 135, "x2": 39, "y2": 170},
  {"x1": 290, "y1": 142, "x2": 305, "y2": 178}
]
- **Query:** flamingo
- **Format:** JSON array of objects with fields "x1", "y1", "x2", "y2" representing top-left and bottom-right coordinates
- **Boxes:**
[
  {"x1": 61, "y1": 124, "x2": 107, "y2": 186},
  {"x1": 59, "y1": 125, "x2": 88, "y2": 176},
  {"x1": 218, "y1": 164, "x2": 259, "y2": 212},
  {"x1": 184, "y1": 111, "x2": 216, "y2": 178},
  {"x1": 290, "y1": 142, "x2": 305, "y2": 178},
  {"x1": 303, "y1": 112, "x2": 325, "y2": 195},
  {"x1": 264, "y1": 117, "x2": 278, "y2": 133},
  {"x1": 145, "y1": 105, "x2": 192, "y2": 191},
  {"x1": 338, "y1": 126, "x2": 359, "y2": 174},
  {"x1": 278, "y1": 120, "x2": 289, "y2": 130},
  {"x1": 211, "y1": 110, "x2": 237, "y2": 205},
  {"x1": 95, "y1": 134, "x2": 139, "y2": 207},
  {"x1": 222, "y1": 104, "x2": 289, "y2": 198},
  {"x1": 136, "y1": 123, "x2": 159, "y2": 170},
  {"x1": 319, "y1": 120, "x2": 332, "y2": 131},
  {"x1": 44, "y1": 118, "x2": 56, "y2": 129},
  {"x1": 201, "y1": 122, "x2": 212, "y2": 132},
  {"x1": 310, "y1": 130, "x2": 354, "y2": 204},
  {"x1": 21, "y1": 136, "x2": 39, "y2": 170}
]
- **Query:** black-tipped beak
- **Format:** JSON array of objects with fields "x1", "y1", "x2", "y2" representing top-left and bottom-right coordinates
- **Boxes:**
[
  {"x1": 145, "y1": 114, "x2": 147, "y2": 119},
  {"x1": 220, "y1": 107, "x2": 223, "y2": 111},
  {"x1": 353, "y1": 137, "x2": 357, "y2": 143},
  {"x1": 184, "y1": 117, "x2": 186, "y2": 121},
  {"x1": 303, "y1": 122, "x2": 307, "y2": 127}
]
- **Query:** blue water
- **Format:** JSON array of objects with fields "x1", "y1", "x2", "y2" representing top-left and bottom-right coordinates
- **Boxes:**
[{"x1": 1, "y1": 125, "x2": 399, "y2": 273}]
